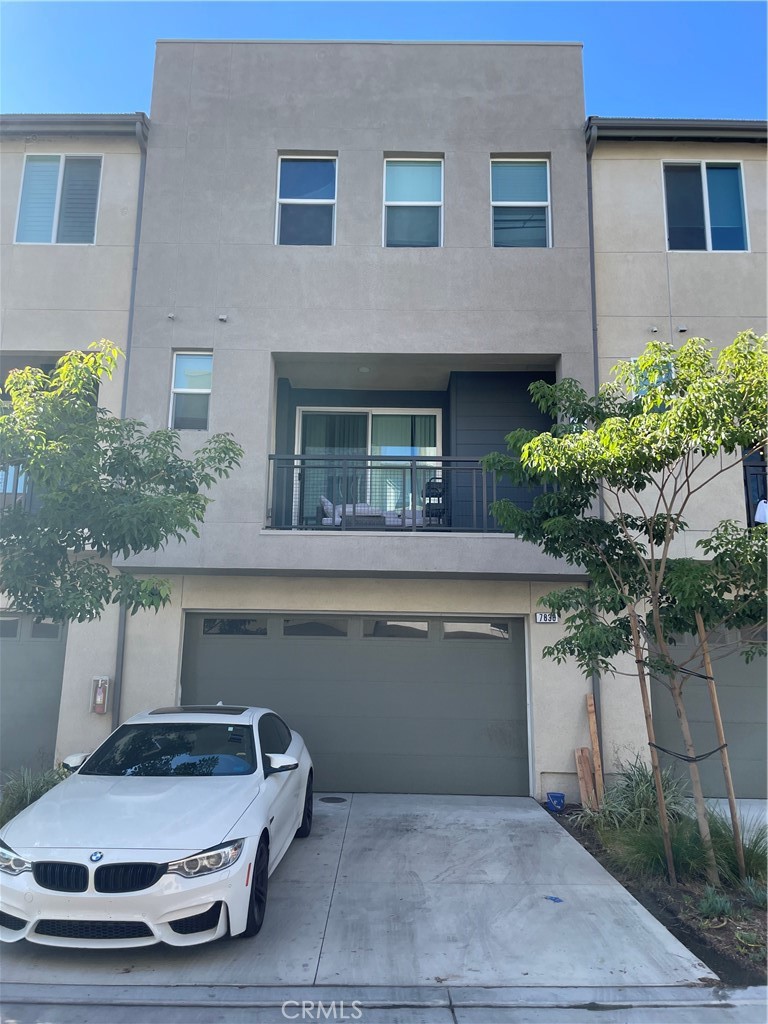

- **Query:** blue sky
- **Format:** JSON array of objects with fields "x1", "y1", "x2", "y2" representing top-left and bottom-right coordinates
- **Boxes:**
[{"x1": 1, "y1": 1, "x2": 765, "y2": 119}]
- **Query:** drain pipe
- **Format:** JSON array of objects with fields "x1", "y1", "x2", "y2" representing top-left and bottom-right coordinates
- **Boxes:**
[
  {"x1": 584, "y1": 120, "x2": 605, "y2": 758},
  {"x1": 111, "y1": 115, "x2": 148, "y2": 731}
]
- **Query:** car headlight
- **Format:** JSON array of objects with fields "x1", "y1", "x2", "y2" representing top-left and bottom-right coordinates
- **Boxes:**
[
  {"x1": 0, "y1": 840, "x2": 32, "y2": 876},
  {"x1": 167, "y1": 839, "x2": 244, "y2": 878}
]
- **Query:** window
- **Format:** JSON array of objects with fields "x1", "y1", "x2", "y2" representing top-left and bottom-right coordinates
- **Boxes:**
[
  {"x1": 443, "y1": 620, "x2": 511, "y2": 640},
  {"x1": 664, "y1": 163, "x2": 747, "y2": 251},
  {"x1": 283, "y1": 616, "x2": 348, "y2": 637},
  {"x1": 170, "y1": 353, "x2": 212, "y2": 430},
  {"x1": 491, "y1": 160, "x2": 550, "y2": 247},
  {"x1": 258, "y1": 713, "x2": 291, "y2": 756},
  {"x1": 363, "y1": 619, "x2": 429, "y2": 638},
  {"x1": 297, "y1": 408, "x2": 440, "y2": 523},
  {"x1": 384, "y1": 159, "x2": 442, "y2": 247},
  {"x1": 80, "y1": 723, "x2": 257, "y2": 777},
  {"x1": 276, "y1": 157, "x2": 336, "y2": 245},
  {"x1": 16, "y1": 155, "x2": 102, "y2": 244},
  {"x1": 202, "y1": 617, "x2": 267, "y2": 636},
  {"x1": 30, "y1": 619, "x2": 61, "y2": 640},
  {"x1": 0, "y1": 616, "x2": 20, "y2": 639}
]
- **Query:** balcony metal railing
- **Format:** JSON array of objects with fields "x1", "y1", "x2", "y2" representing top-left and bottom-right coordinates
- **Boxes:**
[{"x1": 267, "y1": 454, "x2": 541, "y2": 532}]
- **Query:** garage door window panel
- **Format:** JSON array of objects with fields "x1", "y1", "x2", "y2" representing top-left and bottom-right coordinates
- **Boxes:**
[
  {"x1": 283, "y1": 616, "x2": 348, "y2": 637},
  {"x1": 443, "y1": 620, "x2": 511, "y2": 639},
  {"x1": 202, "y1": 617, "x2": 267, "y2": 636},
  {"x1": 363, "y1": 619, "x2": 429, "y2": 638}
]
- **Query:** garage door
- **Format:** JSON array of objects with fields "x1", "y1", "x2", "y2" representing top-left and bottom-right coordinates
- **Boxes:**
[
  {"x1": 651, "y1": 636, "x2": 767, "y2": 799},
  {"x1": 0, "y1": 614, "x2": 67, "y2": 776},
  {"x1": 180, "y1": 614, "x2": 528, "y2": 795}
]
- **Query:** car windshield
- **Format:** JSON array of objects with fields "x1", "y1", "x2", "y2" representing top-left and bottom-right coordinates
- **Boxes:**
[{"x1": 80, "y1": 723, "x2": 257, "y2": 777}]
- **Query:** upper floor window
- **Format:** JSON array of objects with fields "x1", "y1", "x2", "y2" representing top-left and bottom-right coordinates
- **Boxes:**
[
  {"x1": 384, "y1": 159, "x2": 443, "y2": 247},
  {"x1": 276, "y1": 157, "x2": 336, "y2": 245},
  {"x1": 664, "y1": 163, "x2": 747, "y2": 251},
  {"x1": 16, "y1": 155, "x2": 102, "y2": 244},
  {"x1": 170, "y1": 352, "x2": 212, "y2": 430},
  {"x1": 491, "y1": 160, "x2": 550, "y2": 247}
]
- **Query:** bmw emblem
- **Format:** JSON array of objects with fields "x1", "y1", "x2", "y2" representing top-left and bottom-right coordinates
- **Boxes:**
[{"x1": 90, "y1": 851, "x2": 104, "y2": 863}]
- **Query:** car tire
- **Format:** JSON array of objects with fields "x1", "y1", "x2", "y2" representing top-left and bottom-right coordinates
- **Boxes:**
[
  {"x1": 295, "y1": 773, "x2": 313, "y2": 838},
  {"x1": 241, "y1": 838, "x2": 269, "y2": 937}
]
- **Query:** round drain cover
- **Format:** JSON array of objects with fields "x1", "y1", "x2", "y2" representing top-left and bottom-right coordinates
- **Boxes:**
[{"x1": 319, "y1": 796, "x2": 348, "y2": 804}]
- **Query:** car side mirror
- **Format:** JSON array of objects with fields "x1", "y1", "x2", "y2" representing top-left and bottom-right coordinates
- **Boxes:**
[
  {"x1": 264, "y1": 753, "x2": 299, "y2": 777},
  {"x1": 62, "y1": 753, "x2": 90, "y2": 772}
]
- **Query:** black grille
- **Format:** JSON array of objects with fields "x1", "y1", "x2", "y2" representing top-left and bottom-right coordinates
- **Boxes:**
[
  {"x1": 0, "y1": 911, "x2": 27, "y2": 931},
  {"x1": 95, "y1": 862, "x2": 165, "y2": 893},
  {"x1": 35, "y1": 919, "x2": 153, "y2": 940},
  {"x1": 33, "y1": 862, "x2": 88, "y2": 892},
  {"x1": 169, "y1": 902, "x2": 223, "y2": 935}
]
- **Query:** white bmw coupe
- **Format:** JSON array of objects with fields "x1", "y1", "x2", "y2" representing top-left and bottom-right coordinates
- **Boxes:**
[{"x1": 0, "y1": 705, "x2": 313, "y2": 948}]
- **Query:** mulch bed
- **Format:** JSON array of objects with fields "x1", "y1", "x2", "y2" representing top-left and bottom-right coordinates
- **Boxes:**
[{"x1": 547, "y1": 804, "x2": 767, "y2": 987}]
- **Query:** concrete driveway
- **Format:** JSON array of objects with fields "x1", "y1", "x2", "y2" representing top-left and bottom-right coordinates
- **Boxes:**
[{"x1": 1, "y1": 794, "x2": 714, "y2": 988}]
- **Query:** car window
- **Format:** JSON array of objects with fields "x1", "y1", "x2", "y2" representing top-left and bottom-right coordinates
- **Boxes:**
[
  {"x1": 80, "y1": 723, "x2": 258, "y2": 777},
  {"x1": 274, "y1": 715, "x2": 293, "y2": 752},
  {"x1": 258, "y1": 713, "x2": 290, "y2": 755}
]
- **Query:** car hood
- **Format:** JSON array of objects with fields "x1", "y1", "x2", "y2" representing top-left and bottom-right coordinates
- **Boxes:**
[{"x1": 1, "y1": 773, "x2": 260, "y2": 853}]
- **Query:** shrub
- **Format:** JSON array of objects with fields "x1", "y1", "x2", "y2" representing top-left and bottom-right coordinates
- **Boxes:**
[
  {"x1": 0, "y1": 766, "x2": 67, "y2": 827},
  {"x1": 697, "y1": 885, "x2": 734, "y2": 919},
  {"x1": 599, "y1": 808, "x2": 768, "y2": 885},
  {"x1": 740, "y1": 876, "x2": 768, "y2": 910},
  {"x1": 573, "y1": 755, "x2": 689, "y2": 831}
]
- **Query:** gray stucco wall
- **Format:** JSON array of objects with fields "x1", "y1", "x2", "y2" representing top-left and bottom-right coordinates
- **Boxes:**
[{"x1": 123, "y1": 41, "x2": 593, "y2": 577}]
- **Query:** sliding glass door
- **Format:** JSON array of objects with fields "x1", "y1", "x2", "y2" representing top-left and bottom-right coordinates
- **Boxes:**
[{"x1": 297, "y1": 410, "x2": 439, "y2": 523}]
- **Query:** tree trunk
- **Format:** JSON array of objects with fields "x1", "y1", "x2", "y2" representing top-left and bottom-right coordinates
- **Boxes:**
[
  {"x1": 628, "y1": 612, "x2": 677, "y2": 886},
  {"x1": 695, "y1": 610, "x2": 747, "y2": 881},
  {"x1": 666, "y1": 674, "x2": 720, "y2": 886}
]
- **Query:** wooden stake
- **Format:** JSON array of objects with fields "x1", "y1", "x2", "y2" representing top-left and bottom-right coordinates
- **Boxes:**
[
  {"x1": 628, "y1": 612, "x2": 678, "y2": 886},
  {"x1": 575, "y1": 747, "x2": 597, "y2": 810},
  {"x1": 586, "y1": 694, "x2": 605, "y2": 806},
  {"x1": 695, "y1": 610, "x2": 747, "y2": 882}
]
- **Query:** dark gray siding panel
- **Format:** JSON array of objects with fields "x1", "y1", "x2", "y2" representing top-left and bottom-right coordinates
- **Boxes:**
[
  {"x1": 449, "y1": 372, "x2": 555, "y2": 529},
  {"x1": 650, "y1": 639, "x2": 766, "y2": 799},
  {"x1": 181, "y1": 614, "x2": 529, "y2": 795}
]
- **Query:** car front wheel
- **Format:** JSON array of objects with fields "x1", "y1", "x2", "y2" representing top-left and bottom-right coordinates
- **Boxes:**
[
  {"x1": 241, "y1": 838, "x2": 269, "y2": 937},
  {"x1": 296, "y1": 773, "x2": 313, "y2": 838}
]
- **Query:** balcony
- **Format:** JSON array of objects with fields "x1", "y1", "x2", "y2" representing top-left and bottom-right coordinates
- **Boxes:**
[{"x1": 267, "y1": 455, "x2": 540, "y2": 533}]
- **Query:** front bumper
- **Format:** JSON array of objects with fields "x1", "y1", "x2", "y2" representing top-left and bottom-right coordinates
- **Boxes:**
[{"x1": 0, "y1": 844, "x2": 255, "y2": 948}]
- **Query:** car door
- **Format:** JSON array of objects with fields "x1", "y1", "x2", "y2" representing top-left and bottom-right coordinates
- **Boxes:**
[{"x1": 257, "y1": 713, "x2": 301, "y2": 864}]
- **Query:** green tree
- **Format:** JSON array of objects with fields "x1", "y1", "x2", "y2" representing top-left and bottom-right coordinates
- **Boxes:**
[
  {"x1": 484, "y1": 331, "x2": 768, "y2": 885},
  {"x1": 0, "y1": 341, "x2": 243, "y2": 622}
]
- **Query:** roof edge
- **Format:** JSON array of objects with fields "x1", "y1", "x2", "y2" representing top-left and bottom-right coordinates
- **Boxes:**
[
  {"x1": 0, "y1": 113, "x2": 150, "y2": 138},
  {"x1": 585, "y1": 116, "x2": 767, "y2": 144}
]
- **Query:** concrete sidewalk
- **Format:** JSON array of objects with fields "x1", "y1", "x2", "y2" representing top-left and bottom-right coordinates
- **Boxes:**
[{"x1": 1, "y1": 983, "x2": 766, "y2": 1023}]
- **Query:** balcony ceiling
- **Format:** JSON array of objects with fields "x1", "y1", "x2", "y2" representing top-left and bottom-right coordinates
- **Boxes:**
[{"x1": 274, "y1": 353, "x2": 559, "y2": 391}]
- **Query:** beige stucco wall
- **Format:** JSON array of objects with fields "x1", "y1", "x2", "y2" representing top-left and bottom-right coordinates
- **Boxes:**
[
  {"x1": 0, "y1": 133, "x2": 143, "y2": 411},
  {"x1": 591, "y1": 139, "x2": 767, "y2": 545},
  {"x1": 53, "y1": 574, "x2": 626, "y2": 802}
]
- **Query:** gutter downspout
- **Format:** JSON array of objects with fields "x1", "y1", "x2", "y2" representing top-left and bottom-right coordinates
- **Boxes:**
[
  {"x1": 585, "y1": 121, "x2": 605, "y2": 759},
  {"x1": 111, "y1": 117, "x2": 148, "y2": 731}
]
